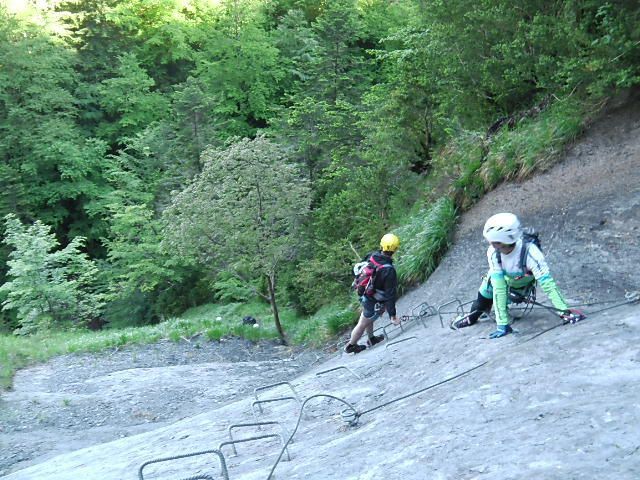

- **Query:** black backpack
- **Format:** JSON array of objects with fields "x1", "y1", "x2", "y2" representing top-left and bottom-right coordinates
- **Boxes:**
[{"x1": 496, "y1": 228, "x2": 541, "y2": 274}]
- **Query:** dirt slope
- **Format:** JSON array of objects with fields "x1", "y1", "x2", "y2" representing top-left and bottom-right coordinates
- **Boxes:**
[
  {"x1": 403, "y1": 90, "x2": 640, "y2": 309},
  {"x1": 1, "y1": 91, "x2": 639, "y2": 480}
]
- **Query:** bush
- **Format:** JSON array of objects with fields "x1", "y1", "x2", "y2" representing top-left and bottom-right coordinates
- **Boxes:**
[{"x1": 0, "y1": 215, "x2": 105, "y2": 334}]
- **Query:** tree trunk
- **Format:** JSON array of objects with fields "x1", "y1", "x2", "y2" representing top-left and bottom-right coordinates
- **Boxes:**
[{"x1": 266, "y1": 273, "x2": 287, "y2": 345}]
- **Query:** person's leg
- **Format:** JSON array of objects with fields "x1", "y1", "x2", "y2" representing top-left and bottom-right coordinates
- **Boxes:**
[
  {"x1": 346, "y1": 297, "x2": 379, "y2": 352},
  {"x1": 467, "y1": 292, "x2": 493, "y2": 324},
  {"x1": 349, "y1": 312, "x2": 373, "y2": 345},
  {"x1": 453, "y1": 276, "x2": 493, "y2": 328},
  {"x1": 364, "y1": 303, "x2": 386, "y2": 345},
  {"x1": 365, "y1": 321, "x2": 374, "y2": 337}
]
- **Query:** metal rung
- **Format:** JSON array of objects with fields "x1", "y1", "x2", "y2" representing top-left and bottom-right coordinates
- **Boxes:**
[
  {"x1": 218, "y1": 433, "x2": 291, "y2": 461},
  {"x1": 254, "y1": 382, "x2": 300, "y2": 404},
  {"x1": 227, "y1": 421, "x2": 291, "y2": 456},
  {"x1": 316, "y1": 366, "x2": 361, "y2": 380},
  {"x1": 385, "y1": 336, "x2": 418, "y2": 349},
  {"x1": 400, "y1": 302, "x2": 438, "y2": 329},
  {"x1": 381, "y1": 319, "x2": 405, "y2": 339},
  {"x1": 412, "y1": 301, "x2": 436, "y2": 318},
  {"x1": 251, "y1": 396, "x2": 300, "y2": 416},
  {"x1": 414, "y1": 302, "x2": 438, "y2": 327},
  {"x1": 437, "y1": 298, "x2": 464, "y2": 328},
  {"x1": 138, "y1": 449, "x2": 228, "y2": 480}
]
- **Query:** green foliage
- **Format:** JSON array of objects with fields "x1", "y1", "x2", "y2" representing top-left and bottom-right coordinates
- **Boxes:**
[
  {"x1": 163, "y1": 134, "x2": 311, "y2": 341},
  {"x1": 377, "y1": 0, "x2": 640, "y2": 146},
  {"x1": 212, "y1": 271, "x2": 255, "y2": 303},
  {"x1": 0, "y1": 9, "x2": 110, "y2": 245},
  {"x1": 271, "y1": 9, "x2": 319, "y2": 96},
  {"x1": 449, "y1": 97, "x2": 589, "y2": 211},
  {"x1": 394, "y1": 197, "x2": 457, "y2": 287},
  {"x1": 289, "y1": 303, "x2": 355, "y2": 345},
  {"x1": 310, "y1": 0, "x2": 364, "y2": 104},
  {"x1": 163, "y1": 135, "x2": 310, "y2": 276},
  {"x1": 0, "y1": 215, "x2": 105, "y2": 334},
  {"x1": 482, "y1": 98, "x2": 586, "y2": 180},
  {"x1": 288, "y1": 239, "x2": 355, "y2": 314},
  {"x1": 1, "y1": 0, "x2": 639, "y2": 338},
  {"x1": 97, "y1": 53, "x2": 169, "y2": 144},
  {"x1": 192, "y1": 4, "x2": 285, "y2": 140},
  {"x1": 104, "y1": 205, "x2": 180, "y2": 295}
]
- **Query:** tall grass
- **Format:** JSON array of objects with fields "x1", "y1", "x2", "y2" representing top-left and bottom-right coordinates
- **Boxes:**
[
  {"x1": 394, "y1": 197, "x2": 457, "y2": 287},
  {"x1": 481, "y1": 98, "x2": 586, "y2": 184},
  {"x1": 449, "y1": 97, "x2": 589, "y2": 211}
]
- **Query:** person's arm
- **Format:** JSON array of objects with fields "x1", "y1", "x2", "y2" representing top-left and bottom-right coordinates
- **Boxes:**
[
  {"x1": 487, "y1": 247, "x2": 509, "y2": 326},
  {"x1": 382, "y1": 266, "x2": 398, "y2": 320},
  {"x1": 526, "y1": 244, "x2": 568, "y2": 311}
]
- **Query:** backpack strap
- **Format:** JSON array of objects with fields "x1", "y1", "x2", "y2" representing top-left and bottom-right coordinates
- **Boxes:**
[
  {"x1": 369, "y1": 256, "x2": 393, "y2": 270},
  {"x1": 519, "y1": 241, "x2": 530, "y2": 274}
]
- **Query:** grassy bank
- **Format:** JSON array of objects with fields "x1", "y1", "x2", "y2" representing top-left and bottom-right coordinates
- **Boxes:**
[{"x1": 0, "y1": 300, "x2": 355, "y2": 389}]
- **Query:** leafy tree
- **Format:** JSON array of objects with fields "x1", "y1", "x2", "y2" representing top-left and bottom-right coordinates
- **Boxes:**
[
  {"x1": 0, "y1": 8, "x2": 110, "y2": 251},
  {"x1": 101, "y1": 203, "x2": 207, "y2": 325},
  {"x1": 271, "y1": 8, "x2": 319, "y2": 99},
  {"x1": 106, "y1": 0, "x2": 204, "y2": 87},
  {"x1": 190, "y1": 0, "x2": 285, "y2": 141},
  {"x1": 97, "y1": 53, "x2": 170, "y2": 145},
  {"x1": 55, "y1": 0, "x2": 133, "y2": 136},
  {"x1": 163, "y1": 135, "x2": 310, "y2": 343},
  {"x1": 310, "y1": 0, "x2": 364, "y2": 104},
  {"x1": 0, "y1": 214, "x2": 104, "y2": 334}
]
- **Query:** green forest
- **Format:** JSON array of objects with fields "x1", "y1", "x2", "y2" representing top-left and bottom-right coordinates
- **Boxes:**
[{"x1": 0, "y1": 0, "x2": 638, "y2": 356}]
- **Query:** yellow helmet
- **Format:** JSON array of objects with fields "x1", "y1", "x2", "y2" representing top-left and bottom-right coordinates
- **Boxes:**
[{"x1": 380, "y1": 233, "x2": 400, "y2": 253}]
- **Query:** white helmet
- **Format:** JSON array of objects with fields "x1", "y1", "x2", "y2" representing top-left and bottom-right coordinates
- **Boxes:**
[{"x1": 483, "y1": 213, "x2": 521, "y2": 244}]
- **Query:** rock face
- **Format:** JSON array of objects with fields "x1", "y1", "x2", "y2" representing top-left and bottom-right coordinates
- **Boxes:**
[{"x1": 2, "y1": 95, "x2": 640, "y2": 480}]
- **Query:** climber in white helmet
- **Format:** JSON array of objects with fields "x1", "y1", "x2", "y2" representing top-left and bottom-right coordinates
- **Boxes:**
[{"x1": 453, "y1": 213, "x2": 584, "y2": 338}]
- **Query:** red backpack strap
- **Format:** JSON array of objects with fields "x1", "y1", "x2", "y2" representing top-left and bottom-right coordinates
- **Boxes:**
[
  {"x1": 368, "y1": 256, "x2": 382, "y2": 268},
  {"x1": 369, "y1": 256, "x2": 393, "y2": 268}
]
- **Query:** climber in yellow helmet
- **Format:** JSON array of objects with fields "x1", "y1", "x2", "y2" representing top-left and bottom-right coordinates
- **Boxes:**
[{"x1": 345, "y1": 233, "x2": 401, "y2": 354}]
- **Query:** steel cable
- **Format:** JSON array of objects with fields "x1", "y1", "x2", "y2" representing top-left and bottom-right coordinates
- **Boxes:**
[
  {"x1": 266, "y1": 394, "x2": 357, "y2": 480},
  {"x1": 264, "y1": 292, "x2": 639, "y2": 479}
]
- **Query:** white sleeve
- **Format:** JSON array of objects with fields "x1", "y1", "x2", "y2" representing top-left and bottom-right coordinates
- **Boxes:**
[
  {"x1": 525, "y1": 243, "x2": 551, "y2": 279},
  {"x1": 486, "y1": 246, "x2": 502, "y2": 275}
]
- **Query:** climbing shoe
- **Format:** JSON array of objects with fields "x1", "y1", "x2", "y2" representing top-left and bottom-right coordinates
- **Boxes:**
[
  {"x1": 367, "y1": 334, "x2": 385, "y2": 346},
  {"x1": 451, "y1": 314, "x2": 476, "y2": 330},
  {"x1": 344, "y1": 343, "x2": 366, "y2": 354}
]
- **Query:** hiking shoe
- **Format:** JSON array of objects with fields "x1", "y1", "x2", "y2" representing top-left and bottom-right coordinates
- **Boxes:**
[
  {"x1": 344, "y1": 343, "x2": 367, "y2": 354},
  {"x1": 367, "y1": 334, "x2": 385, "y2": 346},
  {"x1": 451, "y1": 315, "x2": 476, "y2": 330}
]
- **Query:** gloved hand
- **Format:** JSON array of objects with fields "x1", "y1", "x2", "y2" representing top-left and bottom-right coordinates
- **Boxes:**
[
  {"x1": 489, "y1": 324, "x2": 513, "y2": 339},
  {"x1": 560, "y1": 308, "x2": 586, "y2": 324}
]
